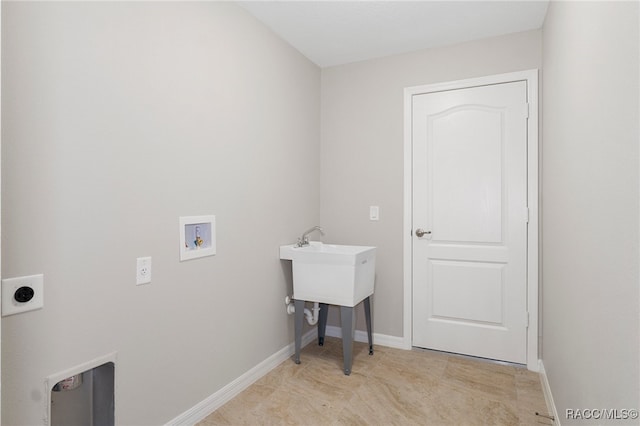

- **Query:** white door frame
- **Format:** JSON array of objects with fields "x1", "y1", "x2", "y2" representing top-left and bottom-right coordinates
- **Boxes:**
[{"x1": 402, "y1": 69, "x2": 539, "y2": 371}]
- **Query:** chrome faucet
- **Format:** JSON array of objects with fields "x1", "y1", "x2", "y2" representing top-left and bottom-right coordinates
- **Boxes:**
[{"x1": 296, "y1": 226, "x2": 325, "y2": 247}]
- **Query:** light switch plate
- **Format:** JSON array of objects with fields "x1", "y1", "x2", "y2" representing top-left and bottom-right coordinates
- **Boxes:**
[
  {"x1": 369, "y1": 206, "x2": 380, "y2": 221},
  {"x1": 2, "y1": 274, "x2": 44, "y2": 316}
]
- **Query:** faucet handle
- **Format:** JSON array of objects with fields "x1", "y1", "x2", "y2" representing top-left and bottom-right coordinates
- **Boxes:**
[{"x1": 297, "y1": 226, "x2": 324, "y2": 248}]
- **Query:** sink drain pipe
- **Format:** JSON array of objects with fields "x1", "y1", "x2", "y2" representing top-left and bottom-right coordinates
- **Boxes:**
[{"x1": 285, "y1": 296, "x2": 320, "y2": 325}]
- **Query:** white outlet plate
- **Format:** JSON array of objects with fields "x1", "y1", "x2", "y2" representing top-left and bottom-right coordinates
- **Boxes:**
[
  {"x1": 2, "y1": 274, "x2": 44, "y2": 317},
  {"x1": 136, "y1": 257, "x2": 152, "y2": 285}
]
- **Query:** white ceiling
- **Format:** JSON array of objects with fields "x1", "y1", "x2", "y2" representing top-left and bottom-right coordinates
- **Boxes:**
[{"x1": 239, "y1": 1, "x2": 549, "y2": 68}]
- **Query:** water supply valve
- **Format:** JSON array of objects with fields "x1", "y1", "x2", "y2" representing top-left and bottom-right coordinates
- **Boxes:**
[{"x1": 285, "y1": 295, "x2": 295, "y2": 315}]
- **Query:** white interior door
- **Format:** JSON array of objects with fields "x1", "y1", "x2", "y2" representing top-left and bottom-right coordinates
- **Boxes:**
[{"x1": 411, "y1": 81, "x2": 529, "y2": 364}]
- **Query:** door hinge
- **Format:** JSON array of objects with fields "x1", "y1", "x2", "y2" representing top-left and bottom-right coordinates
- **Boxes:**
[
  {"x1": 525, "y1": 207, "x2": 530, "y2": 223},
  {"x1": 524, "y1": 103, "x2": 530, "y2": 119},
  {"x1": 525, "y1": 312, "x2": 530, "y2": 328}
]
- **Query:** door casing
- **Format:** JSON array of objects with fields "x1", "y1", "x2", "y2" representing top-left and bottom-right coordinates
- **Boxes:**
[{"x1": 402, "y1": 70, "x2": 539, "y2": 371}]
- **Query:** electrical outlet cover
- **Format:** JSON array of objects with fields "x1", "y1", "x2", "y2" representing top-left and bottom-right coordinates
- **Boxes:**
[
  {"x1": 2, "y1": 274, "x2": 44, "y2": 316},
  {"x1": 136, "y1": 257, "x2": 152, "y2": 285}
]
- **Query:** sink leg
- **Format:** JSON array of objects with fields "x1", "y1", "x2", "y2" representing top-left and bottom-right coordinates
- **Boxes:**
[
  {"x1": 340, "y1": 306, "x2": 355, "y2": 375},
  {"x1": 318, "y1": 303, "x2": 329, "y2": 346},
  {"x1": 294, "y1": 299, "x2": 305, "y2": 364},
  {"x1": 364, "y1": 296, "x2": 373, "y2": 355}
]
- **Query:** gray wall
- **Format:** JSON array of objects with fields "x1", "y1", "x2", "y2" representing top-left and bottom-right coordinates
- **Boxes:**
[
  {"x1": 0, "y1": 2, "x2": 3, "y2": 422},
  {"x1": 541, "y1": 1, "x2": 640, "y2": 423},
  {"x1": 1, "y1": 2, "x2": 320, "y2": 425},
  {"x1": 320, "y1": 30, "x2": 542, "y2": 336}
]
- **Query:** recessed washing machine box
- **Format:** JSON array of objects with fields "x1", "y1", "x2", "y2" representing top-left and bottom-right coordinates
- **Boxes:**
[{"x1": 49, "y1": 359, "x2": 115, "y2": 426}]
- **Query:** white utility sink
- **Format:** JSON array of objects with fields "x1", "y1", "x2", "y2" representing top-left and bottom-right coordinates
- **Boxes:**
[{"x1": 280, "y1": 241, "x2": 376, "y2": 307}]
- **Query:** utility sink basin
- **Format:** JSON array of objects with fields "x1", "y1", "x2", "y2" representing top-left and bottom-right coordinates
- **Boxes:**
[{"x1": 280, "y1": 242, "x2": 376, "y2": 307}]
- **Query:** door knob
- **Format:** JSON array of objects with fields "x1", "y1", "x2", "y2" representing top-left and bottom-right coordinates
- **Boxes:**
[{"x1": 415, "y1": 228, "x2": 431, "y2": 237}]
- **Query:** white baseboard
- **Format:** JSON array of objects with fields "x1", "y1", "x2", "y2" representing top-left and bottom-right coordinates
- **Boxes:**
[
  {"x1": 538, "y1": 360, "x2": 561, "y2": 425},
  {"x1": 324, "y1": 325, "x2": 407, "y2": 350},
  {"x1": 165, "y1": 329, "x2": 317, "y2": 426}
]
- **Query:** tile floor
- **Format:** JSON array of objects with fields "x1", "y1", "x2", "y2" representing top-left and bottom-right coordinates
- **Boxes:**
[{"x1": 198, "y1": 337, "x2": 552, "y2": 425}]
